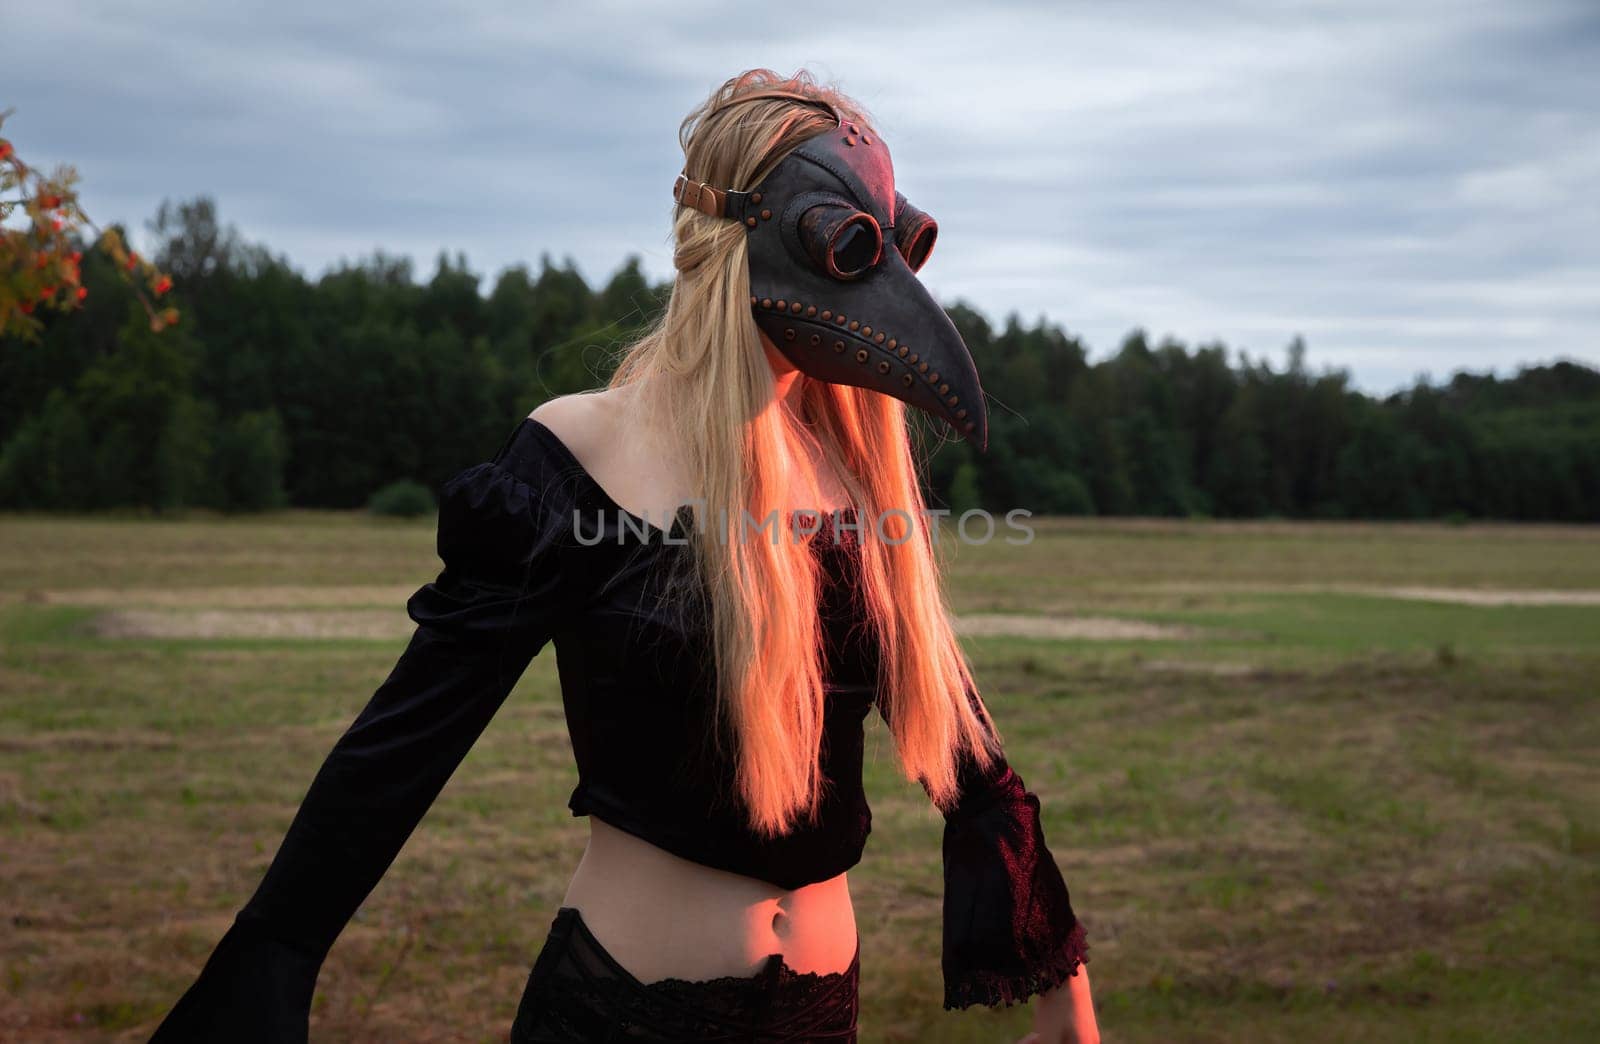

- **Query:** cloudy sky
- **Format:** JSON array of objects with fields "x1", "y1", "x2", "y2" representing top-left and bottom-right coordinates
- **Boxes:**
[{"x1": 6, "y1": 0, "x2": 1596, "y2": 394}]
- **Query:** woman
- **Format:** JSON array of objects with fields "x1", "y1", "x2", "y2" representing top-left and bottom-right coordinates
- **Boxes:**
[{"x1": 148, "y1": 69, "x2": 1097, "y2": 1043}]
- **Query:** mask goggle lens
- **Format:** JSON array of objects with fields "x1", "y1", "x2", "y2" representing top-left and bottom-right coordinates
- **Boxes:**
[
  {"x1": 799, "y1": 203, "x2": 883, "y2": 281},
  {"x1": 893, "y1": 192, "x2": 938, "y2": 273}
]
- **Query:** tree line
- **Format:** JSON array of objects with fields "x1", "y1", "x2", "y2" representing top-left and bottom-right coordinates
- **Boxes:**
[{"x1": 1, "y1": 196, "x2": 1594, "y2": 521}]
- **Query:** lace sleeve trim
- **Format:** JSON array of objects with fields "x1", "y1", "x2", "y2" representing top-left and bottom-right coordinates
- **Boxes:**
[{"x1": 944, "y1": 918, "x2": 1090, "y2": 1011}]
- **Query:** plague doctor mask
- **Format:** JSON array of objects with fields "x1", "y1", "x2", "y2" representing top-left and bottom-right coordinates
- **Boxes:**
[{"x1": 673, "y1": 91, "x2": 989, "y2": 451}]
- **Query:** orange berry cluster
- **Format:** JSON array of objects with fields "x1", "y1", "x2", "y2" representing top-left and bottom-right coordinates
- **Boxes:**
[{"x1": 1, "y1": 112, "x2": 180, "y2": 341}]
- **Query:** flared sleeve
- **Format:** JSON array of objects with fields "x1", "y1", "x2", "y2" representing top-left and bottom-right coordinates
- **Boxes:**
[
  {"x1": 149, "y1": 435, "x2": 576, "y2": 1043},
  {"x1": 878, "y1": 679, "x2": 1090, "y2": 1012}
]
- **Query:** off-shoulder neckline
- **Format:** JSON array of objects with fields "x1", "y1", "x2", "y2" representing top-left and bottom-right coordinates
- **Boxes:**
[
  {"x1": 518, "y1": 416, "x2": 693, "y2": 537},
  {"x1": 514, "y1": 416, "x2": 859, "y2": 544}
]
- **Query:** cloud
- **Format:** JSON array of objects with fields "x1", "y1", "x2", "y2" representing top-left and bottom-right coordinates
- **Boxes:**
[{"x1": 3, "y1": 0, "x2": 1595, "y2": 394}]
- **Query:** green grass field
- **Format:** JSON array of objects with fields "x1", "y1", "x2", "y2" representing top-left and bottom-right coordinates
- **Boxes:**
[{"x1": 1, "y1": 513, "x2": 1596, "y2": 1042}]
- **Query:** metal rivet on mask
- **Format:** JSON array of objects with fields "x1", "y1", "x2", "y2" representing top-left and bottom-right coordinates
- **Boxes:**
[
  {"x1": 810, "y1": 334, "x2": 821, "y2": 346},
  {"x1": 897, "y1": 346, "x2": 908, "y2": 357},
  {"x1": 862, "y1": 325, "x2": 872, "y2": 336},
  {"x1": 964, "y1": 421, "x2": 976, "y2": 434},
  {"x1": 855, "y1": 348, "x2": 868, "y2": 363},
  {"x1": 887, "y1": 338, "x2": 897, "y2": 349},
  {"x1": 939, "y1": 383, "x2": 949, "y2": 394},
  {"x1": 848, "y1": 320, "x2": 860, "y2": 331},
  {"x1": 877, "y1": 361, "x2": 891, "y2": 374},
  {"x1": 833, "y1": 340, "x2": 845, "y2": 353},
  {"x1": 874, "y1": 333, "x2": 886, "y2": 344},
  {"x1": 947, "y1": 395, "x2": 958, "y2": 407},
  {"x1": 919, "y1": 362, "x2": 929, "y2": 373},
  {"x1": 805, "y1": 305, "x2": 817, "y2": 317},
  {"x1": 789, "y1": 301, "x2": 802, "y2": 314},
  {"x1": 776, "y1": 299, "x2": 786, "y2": 310},
  {"x1": 956, "y1": 408, "x2": 967, "y2": 419},
  {"x1": 761, "y1": 298, "x2": 772, "y2": 309},
  {"x1": 835, "y1": 314, "x2": 847, "y2": 326},
  {"x1": 752, "y1": 192, "x2": 762, "y2": 204},
  {"x1": 821, "y1": 310, "x2": 832, "y2": 320},
  {"x1": 931, "y1": 371, "x2": 940, "y2": 382},
  {"x1": 785, "y1": 328, "x2": 796, "y2": 341},
  {"x1": 908, "y1": 353, "x2": 918, "y2": 363},
  {"x1": 761, "y1": 209, "x2": 772, "y2": 220},
  {"x1": 746, "y1": 217, "x2": 757, "y2": 228},
  {"x1": 901, "y1": 374, "x2": 914, "y2": 387},
  {"x1": 844, "y1": 136, "x2": 856, "y2": 146},
  {"x1": 750, "y1": 296, "x2": 757, "y2": 306}
]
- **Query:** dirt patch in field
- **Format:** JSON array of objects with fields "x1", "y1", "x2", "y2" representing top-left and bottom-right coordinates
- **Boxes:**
[
  {"x1": 82, "y1": 607, "x2": 1199, "y2": 643},
  {"x1": 1360, "y1": 586, "x2": 1600, "y2": 606},
  {"x1": 1138, "y1": 659, "x2": 1261, "y2": 676},
  {"x1": 86, "y1": 609, "x2": 412, "y2": 640},
  {"x1": 4, "y1": 584, "x2": 416, "y2": 609},
  {"x1": 1140, "y1": 582, "x2": 1600, "y2": 607},
  {"x1": 953, "y1": 612, "x2": 1198, "y2": 641},
  {"x1": 0, "y1": 730, "x2": 178, "y2": 753}
]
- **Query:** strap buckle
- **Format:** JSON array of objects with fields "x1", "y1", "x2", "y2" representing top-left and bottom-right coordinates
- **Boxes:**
[
  {"x1": 673, "y1": 174, "x2": 724, "y2": 217},
  {"x1": 673, "y1": 173, "x2": 750, "y2": 223}
]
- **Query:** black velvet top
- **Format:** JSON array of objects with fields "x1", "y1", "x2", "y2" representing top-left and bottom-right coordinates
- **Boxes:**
[{"x1": 148, "y1": 416, "x2": 1088, "y2": 1042}]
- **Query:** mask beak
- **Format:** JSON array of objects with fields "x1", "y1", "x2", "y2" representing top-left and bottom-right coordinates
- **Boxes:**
[{"x1": 754, "y1": 247, "x2": 989, "y2": 452}]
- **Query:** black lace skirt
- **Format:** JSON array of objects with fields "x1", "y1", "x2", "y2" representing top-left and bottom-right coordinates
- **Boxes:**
[{"x1": 510, "y1": 906, "x2": 860, "y2": 1043}]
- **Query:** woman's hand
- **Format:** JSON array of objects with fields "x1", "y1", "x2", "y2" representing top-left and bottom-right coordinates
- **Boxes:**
[{"x1": 1014, "y1": 964, "x2": 1099, "y2": 1044}]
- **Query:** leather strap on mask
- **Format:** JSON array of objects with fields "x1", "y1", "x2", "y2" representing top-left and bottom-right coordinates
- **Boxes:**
[{"x1": 673, "y1": 174, "x2": 747, "y2": 220}]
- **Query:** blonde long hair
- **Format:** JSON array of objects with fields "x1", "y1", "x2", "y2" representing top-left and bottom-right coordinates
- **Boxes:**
[{"x1": 603, "y1": 68, "x2": 1002, "y2": 838}]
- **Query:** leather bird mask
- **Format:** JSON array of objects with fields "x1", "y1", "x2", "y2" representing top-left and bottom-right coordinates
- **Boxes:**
[{"x1": 673, "y1": 95, "x2": 989, "y2": 451}]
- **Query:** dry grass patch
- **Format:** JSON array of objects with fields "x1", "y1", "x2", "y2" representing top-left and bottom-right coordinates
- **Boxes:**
[
  {"x1": 1133, "y1": 582, "x2": 1600, "y2": 607},
  {"x1": 953, "y1": 613, "x2": 1201, "y2": 641},
  {"x1": 85, "y1": 609, "x2": 412, "y2": 641},
  {"x1": 3, "y1": 584, "x2": 417, "y2": 609}
]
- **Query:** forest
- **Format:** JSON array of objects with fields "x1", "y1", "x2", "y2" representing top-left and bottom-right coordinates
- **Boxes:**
[{"x1": 2, "y1": 197, "x2": 1595, "y2": 521}]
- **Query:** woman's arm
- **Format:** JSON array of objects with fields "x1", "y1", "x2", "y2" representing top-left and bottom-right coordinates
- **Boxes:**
[
  {"x1": 149, "y1": 456, "x2": 573, "y2": 1043},
  {"x1": 1025, "y1": 962, "x2": 1100, "y2": 1044},
  {"x1": 876, "y1": 678, "x2": 1092, "y2": 1016}
]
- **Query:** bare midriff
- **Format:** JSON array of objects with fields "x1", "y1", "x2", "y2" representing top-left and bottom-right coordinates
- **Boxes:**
[{"x1": 560, "y1": 814, "x2": 858, "y2": 985}]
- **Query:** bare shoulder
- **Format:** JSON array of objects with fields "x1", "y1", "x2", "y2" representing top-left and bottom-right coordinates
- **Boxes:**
[{"x1": 528, "y1": 390, "x2": 621, "y2": 460}]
